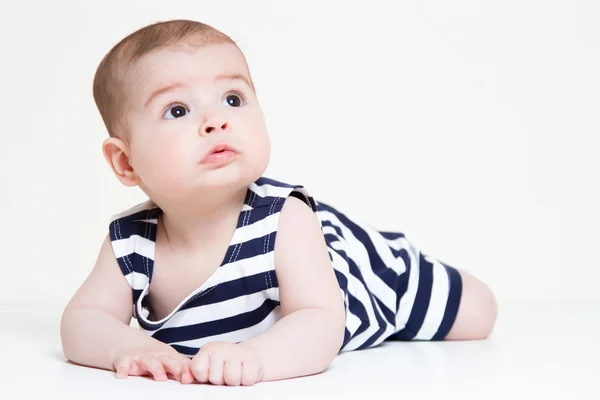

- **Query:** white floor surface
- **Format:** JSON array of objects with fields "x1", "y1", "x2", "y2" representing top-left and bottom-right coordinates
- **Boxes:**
[{"x1": 1, "y1": 301, "x2": 598, "y2": 399}]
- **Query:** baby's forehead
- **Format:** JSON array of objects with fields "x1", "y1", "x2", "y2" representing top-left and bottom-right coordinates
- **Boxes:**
[
  {"x1": 137, "y1": 42, "x2": 245, "y2": 70},
  {"x1": 129, "y1": 43, "x2": 249, "y2": 85},
  {"x1": 122, "y1": 43, "x2": 252, "y2": 107}
]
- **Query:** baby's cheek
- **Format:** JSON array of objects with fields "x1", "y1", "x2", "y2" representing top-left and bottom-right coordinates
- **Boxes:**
[
  {"x1": 139, "y1": 143, "x2": 186, "y2": 188},
  {"x1": 247, "y1": 129, "x2": 270, "y2": 168}
]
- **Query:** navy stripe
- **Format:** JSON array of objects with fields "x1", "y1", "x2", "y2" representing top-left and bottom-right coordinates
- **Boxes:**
[
  {"x1": 136, "y1": 255, "x2": 155, "y2": 280},
  {"x1": 321, "y1": 220, "x2": 345, "y2": 238},
  {"x1": 109, "y1": 209, "x2": 159, "y2": 240},
  {"x1": 404, "y1": 254, "x2": 435, "y2": 339},
  {"x1": 318, "y1": 203, "x2": 398, "y2": 292},
  {"x1": 254, "y1": 176, "x2": 295, "y2": 189},
  {"x1": 394, "y1": 247, "x2": 412, "y2": 311},
  {"x1": 170, "y1": 345, "x2": 198, "y2": 358},
  {"x1": 218, "y1": 233, "x2": 277, "y2": 266},
  {"x1": 116, "y1": 257, "x2": 132, "y2": 278},
  {"x1": 378, "y1": 231, "x2": 406, "y2": 241},
  {"x1": 151, "y1": 298, "x2": 280, "y2": 343},
  {"x1": 432, "y1": 265, "x2": 462, "y2": 340},
  {"x1": 238, "y1": 206, "x2": 279, "y2": 226},
  {"x1": 182, "y1": 271, "x2": 278, "y2": 310},
  {"x1": 388, "y1": 328, "x2": 409, "y2": 340}
]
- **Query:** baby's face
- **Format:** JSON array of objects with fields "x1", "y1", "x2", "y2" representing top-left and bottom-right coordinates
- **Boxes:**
[{"x1": 123, "y1": 42, "x2": 270, "y2": 201}]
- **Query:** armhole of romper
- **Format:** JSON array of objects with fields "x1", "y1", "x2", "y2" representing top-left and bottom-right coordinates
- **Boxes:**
[
  {"x1": 289, "y1": 190, "x2": 309, "y2": 205},
  {"x1": 108, "y1": 217, "x2": 133, "y2": 284},
  {"x1": 262, "y1": 187, "x2": 315, "y2": 290},
  {"x1": 288, "y1": 187, "x2": 319, "y2": 216}
]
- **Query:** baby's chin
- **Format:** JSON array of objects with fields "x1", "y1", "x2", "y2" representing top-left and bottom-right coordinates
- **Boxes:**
[
  {"x1": 201, "y1": 160, "x2": 265, "y2": 186},
  {"x1": 160, "y1": 171, "x2": 259, "y2": 199},
  {"x1": 143, "y1": 155, "x2": 268, "y2": 201}
]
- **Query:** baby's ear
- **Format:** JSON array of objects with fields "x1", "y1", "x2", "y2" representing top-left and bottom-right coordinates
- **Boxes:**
[{"x1": 102, "y1": 137, "x2": 141, "y2": 187}]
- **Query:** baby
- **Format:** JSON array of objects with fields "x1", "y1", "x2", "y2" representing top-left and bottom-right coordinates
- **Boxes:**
[{"x1": 60, "y1": 19, "x2": 498, "y2": 386}]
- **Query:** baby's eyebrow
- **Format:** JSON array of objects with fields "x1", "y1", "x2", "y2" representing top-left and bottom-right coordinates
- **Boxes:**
[
  {"x1": 145, "y1": 82, "x2": 186, "y2": 109},
  {"x1": 144, "y1": 73, "x2": 252, "y2": 109},
  {"x1": 215, "y1": 73, "x2": 253, "y2": 91}
]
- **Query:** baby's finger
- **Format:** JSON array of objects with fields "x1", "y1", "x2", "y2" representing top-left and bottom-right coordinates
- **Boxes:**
[
  {"x1": 223, "y1": 360, "x2": 242, "y2": 386},
  {"x1": 159, "y1": 356, "x2": 182, "y2": 380},
  {"x1": 180, "y1": 363, "x2": 195, "y2": 384},
  {"x1": 240, "y1": 361, "x2": 260, "y2": 386},
  {"x1": 191, "y1": 352, "x2": 210, "y2": 383},
  {"x1": 115, "y1": 356, "x2": 133, "y2": 378},
  {"x1": 208, "y1": 355, "x2": 225, "y2": 385},
  {"x1": 139, "y1": 354, "x2": 167, "y2": 381}
]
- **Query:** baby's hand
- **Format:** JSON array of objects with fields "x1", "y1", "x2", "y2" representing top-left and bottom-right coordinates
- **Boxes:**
[
  {"x1": 113, "y1": 351, "x2": 195, "y2": 383},
  {"x1": 191, "y1": 342, "x2": 264, "y2": 386}
]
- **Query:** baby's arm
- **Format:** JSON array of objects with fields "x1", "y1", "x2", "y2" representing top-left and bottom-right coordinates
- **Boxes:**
[
  {"x1": 60, "y1": 235, "x2": 191, "y2": 381},
  {"x1": 240, "y1": 196, "x2": 346, "y2": 381}
]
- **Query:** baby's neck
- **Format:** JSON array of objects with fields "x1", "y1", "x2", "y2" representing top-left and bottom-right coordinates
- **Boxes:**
[{"x1": 156, "y1": 186, "x2": 247, "y2": 251}]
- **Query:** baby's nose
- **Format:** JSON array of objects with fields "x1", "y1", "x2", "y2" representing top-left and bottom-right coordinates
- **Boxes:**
[
  {"x1": 203, "y1": 122, "x2": 227, "y2": 134},
  {"x1": 200, "y1": 113, "x2": 229, "y2": 135}
]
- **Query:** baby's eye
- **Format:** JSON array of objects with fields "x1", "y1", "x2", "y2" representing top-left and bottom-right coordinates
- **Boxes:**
[
  {"x1": 223, "y1": 91, "x2": 246, "y2": 107},
  {"x1": 163, "y1": 104, "x2": 189, "y2": 119}
]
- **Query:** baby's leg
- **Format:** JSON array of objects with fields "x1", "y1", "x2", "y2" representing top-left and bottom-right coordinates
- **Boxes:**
[
  {"x1": 444, "y1": 269, "x2": 497, "y2": 340},
  {"x1": 390, "y1": 251, "x2": 497, "y2": 341}
]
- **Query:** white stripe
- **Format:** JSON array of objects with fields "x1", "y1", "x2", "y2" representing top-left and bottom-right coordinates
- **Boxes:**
[
  {"x1": 317, "y1": 210, "x2": 397, "y2": 313},
  {"x1": 161, "y1": 288, "x2": 280, "y2": 329},
  {"x1": 414, "y1": 257, "x2": 450, "y2": 339},
  {"x1": 123, "y1": 271, "x2": 149, "y2": 291},
  {"x1": 230, "y1": 212, "x2": 279, "y2": 245},
  {"x1": 169, "y1": 308, "x2": 282, "y2": 349},
  {"x1": 111, "y1": 235, "x2": 155, "y2": 260},
  {"x1": 133, "y1": 218, "x2": 158, "y2": 225},
  {"x1": 219, "y1": 252, "x2": 275, "y2": 284},
  {"x1": 345, "y1": 310, "x2": 362, "y2": 338},
  {"x1": 394, "y1": 238, "x2": 421, "y2": 332},
  {"x1": 249, "y1": 182, "x2": 295, "y2": 199}
]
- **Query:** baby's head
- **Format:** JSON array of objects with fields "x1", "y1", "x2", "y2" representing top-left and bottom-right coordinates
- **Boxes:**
[{"x1": 93, "y1": 19, "x2": 270, "y2": 204}]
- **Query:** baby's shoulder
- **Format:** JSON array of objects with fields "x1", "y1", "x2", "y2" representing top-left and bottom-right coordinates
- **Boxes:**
[
  {"x1": 252, "y1": 176, "x2": 317, "y2": 210},
  {"x1": 107, "y1": 199, "x2": 160, "y2": 245}
]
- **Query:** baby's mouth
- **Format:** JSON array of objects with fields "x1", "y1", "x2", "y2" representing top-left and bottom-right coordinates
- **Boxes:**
[{"x1": 201, "y1": 144, "x2": 238, "y2": 164}]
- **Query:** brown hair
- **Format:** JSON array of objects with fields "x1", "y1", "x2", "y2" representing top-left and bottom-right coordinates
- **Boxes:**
[{"x1": 93, "y1": 19, "x2": 252, "y2": 137}]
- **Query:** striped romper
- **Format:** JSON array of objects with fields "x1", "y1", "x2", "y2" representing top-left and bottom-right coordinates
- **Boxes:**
[{"x1": 109, "y1": 176, "x2": 462, "y2": 357}]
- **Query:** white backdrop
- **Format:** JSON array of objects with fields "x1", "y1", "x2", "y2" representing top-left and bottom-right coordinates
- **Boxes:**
[{"x1": 1, "y1": 0, "x2": 598, "y2": 307}]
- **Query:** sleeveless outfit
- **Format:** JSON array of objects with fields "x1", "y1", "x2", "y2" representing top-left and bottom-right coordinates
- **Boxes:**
[{"x1": 109, "y1": 176, "x2": 462, "y2": 357}]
